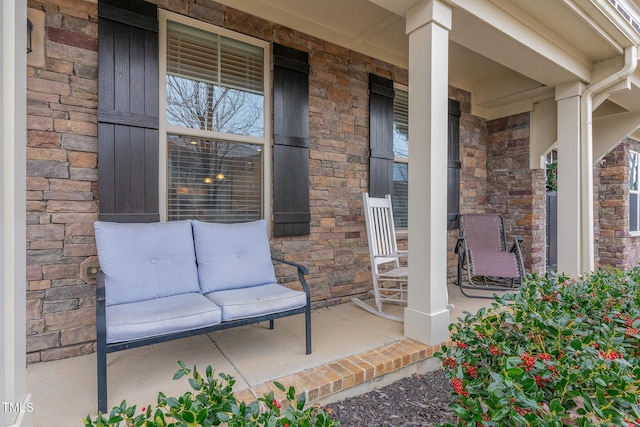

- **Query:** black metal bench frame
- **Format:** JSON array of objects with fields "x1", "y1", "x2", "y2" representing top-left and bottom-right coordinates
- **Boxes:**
[{"x1": 96, "y1": 257, "x2": 311, "y2": 414}]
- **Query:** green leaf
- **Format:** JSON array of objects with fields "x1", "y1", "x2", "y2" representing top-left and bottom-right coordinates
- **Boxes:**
[
  {"x1": 491, "y1": 406, "x2": 510, "y2": 421},
  {"x1": 188, "y1": 378, "x2": 203, "y2": 391},
  {"x1": 196, "y1": 408, "x2": 207, "y2": 424},
  {"x1": 166, "y1": 397, "x2": 180, "y2": 409},
  {"x1": 107, "y1": 416, "x2": 124, "y2": 424},
  {"x1": 506, "y1": 367, "x2": 524, "y2": 378},
  {"x1": 182, "y1": 410, "x2": 196, "y2": 423},
  {"x1": 296, "y1": 392, "x2": 307, "y2": 410},
  {"x1": 506, "y1": 356, "x2": 522, "y2": 369}
]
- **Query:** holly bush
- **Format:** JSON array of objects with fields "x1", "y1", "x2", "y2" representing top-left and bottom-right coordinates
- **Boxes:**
[{"x1": 437, "y1": 268, "x2": 640, "y2": 427}]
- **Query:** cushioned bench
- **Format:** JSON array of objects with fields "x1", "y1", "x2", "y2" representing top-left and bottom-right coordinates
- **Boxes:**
[{"x1": 94, "y1": 219, "x2": 311, "y2": 413}]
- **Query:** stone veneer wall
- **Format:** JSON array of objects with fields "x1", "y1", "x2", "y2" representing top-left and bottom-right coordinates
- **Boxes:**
[
  {"x1": 597, "y1": 138, "x2": 640, "y2": 270},
  {"x1": 486, "y1": 113, "x2": 546, "y2": 274},
  {"x1": 24, "y1": 0, "x2": 412, "y2": 362},
  {"x1": 26, "y1": 0, "x2": 100, "y2": 362}
]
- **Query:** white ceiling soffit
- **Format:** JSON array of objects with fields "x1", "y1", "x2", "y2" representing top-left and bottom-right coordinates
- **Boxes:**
[
  {"x1": 212, "y1": 0, "x2": 410, "y2": 67},
  {"x1": 212, "y1": 0, "x2": 640, "y2": 119}
]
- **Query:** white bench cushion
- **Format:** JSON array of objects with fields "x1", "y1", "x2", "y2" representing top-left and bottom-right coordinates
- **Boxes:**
[
  {"x1": 205, "y1": 283, "x2": 307, "y2": 321},
  {"x1": 106, "y1": 293, "x2": 222, "y2": 343},
  {"x1": 94, "y1": 220, "x2": 200, "y2": 306},
  {"x1": 192, "y1": 220, "x2": 277, "y2": 293}
]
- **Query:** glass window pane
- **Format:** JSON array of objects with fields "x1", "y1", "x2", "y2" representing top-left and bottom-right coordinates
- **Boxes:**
[
  {"x1": 630, "y1": 151, "x2": 639, "y2": 191},
  {"x1": 166, "y1": 76, "x2": 264, "y2": 136},
  {"x1": 167, "y1": 135, "x2": 262, "y2": 223},
  {"x1": 631, "y1": 193, "x2": 638, "y2": 232},
  {"x1": 392, "y1": 162, "x2": 408, "y2": 229},
  {"x1": 393, "y1": 89, "x2": 408, "y2": 159}
]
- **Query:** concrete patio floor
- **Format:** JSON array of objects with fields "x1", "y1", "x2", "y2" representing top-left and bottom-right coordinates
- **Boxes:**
[{"x1": 26, "y1": 284, "x2": 496, "y2": 426}]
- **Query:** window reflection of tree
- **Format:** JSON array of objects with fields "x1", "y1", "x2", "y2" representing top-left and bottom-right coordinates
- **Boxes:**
[{"x1": 166, "y1": 75, "x2": 263, "y2": 222}]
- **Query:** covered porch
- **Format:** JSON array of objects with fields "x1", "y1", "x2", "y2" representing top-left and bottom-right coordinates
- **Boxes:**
[
  {"x1": 27, "y1": 286, "x2": 487, "y2": 424},
  {"x1": 4, "y1": 0, "x2": 640, "y2": 426}
]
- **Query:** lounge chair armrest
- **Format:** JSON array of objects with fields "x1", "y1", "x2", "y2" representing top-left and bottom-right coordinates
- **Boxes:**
[
  {"x1": 272, "y1": 257, "x2": 311, "y2": 295},
  {"x1": 455, "y1": 237, "x2": 466, "y2": 254},
  {"x1": 510, "y1": 237, "x2": 524, "y2": 253}
]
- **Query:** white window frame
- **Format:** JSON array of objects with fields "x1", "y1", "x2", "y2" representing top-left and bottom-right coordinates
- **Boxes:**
[
  {"x1": 158, "y1": 10, "x2": 272, "y2": 222},
  {"x1": 630, "y1": 150, "x2": 640, "y2": 235}
]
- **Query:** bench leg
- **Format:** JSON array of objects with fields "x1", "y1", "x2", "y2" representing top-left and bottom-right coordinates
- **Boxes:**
[
  {"x1": 97, "y1": 340, "x2": 108, "y2": 414},
  {"x1": 269, "y1": 319, "x2": 274, "y2": 329},
  {"x1": 305, "y1": 306, "x2": 312, "y2": 355}
]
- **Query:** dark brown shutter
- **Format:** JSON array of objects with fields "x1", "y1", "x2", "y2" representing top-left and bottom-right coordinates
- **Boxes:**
[
  {"x1": 98, "y1": 0, "x2": 159, "y2": 223},
  {"x1": 369, "y1": 74, "x2": 395, "y2": 198},
  {"x1": 272, "y1": 44, "x2": 310, "y2": 237},
  {"x1": 447, "y1": 99, "x2": 461, "y2": 230}
]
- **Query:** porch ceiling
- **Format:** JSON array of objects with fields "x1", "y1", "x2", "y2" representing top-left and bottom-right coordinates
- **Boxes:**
[{"x1": 217, "y1": 0, "x2": 640, "y2": 124}]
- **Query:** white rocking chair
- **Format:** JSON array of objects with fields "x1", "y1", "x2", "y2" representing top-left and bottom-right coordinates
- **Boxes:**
[{"x1": 352, "y1": 193, "x2": 407, "y2": 322}]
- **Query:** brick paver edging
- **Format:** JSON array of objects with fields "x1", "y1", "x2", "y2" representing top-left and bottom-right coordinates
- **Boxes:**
[{"x1": 233, "y1": 338, "x2": 452, "y2": 406}]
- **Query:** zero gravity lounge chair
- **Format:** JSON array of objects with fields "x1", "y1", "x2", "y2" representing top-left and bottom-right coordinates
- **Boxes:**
[
  {"x1": 352, "y1": 193, "x2": 407, "y2": 322},
  {"x1": 456, "y1": 213, "x2": 525, "y2": 298}
]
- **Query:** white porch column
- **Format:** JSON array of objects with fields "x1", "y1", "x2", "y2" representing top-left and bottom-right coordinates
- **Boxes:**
[
  {"x1": 404, "y1": 0, "x2": 451, "y2": 345},
  {"x1": 1, "y1": 1, "x2": 30, "y2": 426},
  {"x1": 555, "y1": 82, "x2": 584, "y2": 276}
]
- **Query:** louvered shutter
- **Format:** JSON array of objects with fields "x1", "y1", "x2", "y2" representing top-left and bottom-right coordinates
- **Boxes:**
[
  {"x1": 369, "y1": 74, "x2": 395, "y2": 198},
  {"x1": 272, "y1": 44, "x2": 310, "y2": 237},
  {"x1": 447, "y1": 99, "x2": 461, "y2": 230},
  {"x1": 98, "y1": 0, "x2": 159, "y2": 222}
]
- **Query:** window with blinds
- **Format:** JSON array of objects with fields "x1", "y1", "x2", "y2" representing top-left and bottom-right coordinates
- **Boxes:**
[
  {"x1": 165, "y1": 20, "x2": 264, "y2": 136},
  {"x1": 164, "y1": 18, "x2": 266, "y2": 223},
  {"x1": 392, "y1": 88, "x2": 409, "y2": 228}
]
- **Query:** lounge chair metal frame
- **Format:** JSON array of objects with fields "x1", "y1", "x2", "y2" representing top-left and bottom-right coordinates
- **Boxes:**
[
  {"x1": 352, "y1": 193, "x2": 407, "y2": 322},
  {"x1": 455, "y1": 213, "x2": 525, "y2": 298}
]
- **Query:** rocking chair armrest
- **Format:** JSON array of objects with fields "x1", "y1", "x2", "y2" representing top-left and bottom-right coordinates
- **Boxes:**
[
  {"x1": 373, "y1": 252, "x2": 407, "y2": 260},
  {"x1": 509, "y1": 237, "x2": 524, "y2": 253}
]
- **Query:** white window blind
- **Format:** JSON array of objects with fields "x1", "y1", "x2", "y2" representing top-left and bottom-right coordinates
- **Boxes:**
[
  {"x1": 167, "y1": 21, "x2": 263, "y2": 93},
  {"x1": 167, "y1": 136, "x2": 262, "y2": 223},
  {"x1": 393, "y1": 89, "x2": 408, "y2": 159},
  {"x1": 392, "y1": 88, "x2": 408, "y2": 228}
]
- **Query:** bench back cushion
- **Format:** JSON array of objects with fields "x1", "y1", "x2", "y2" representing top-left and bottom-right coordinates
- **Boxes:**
[
  {"x1": 94, "y1": 220, "x2": 200, "y2": 306},
  {"x1": 192, "y1": 220, "x2": 277, "y2": 293}
]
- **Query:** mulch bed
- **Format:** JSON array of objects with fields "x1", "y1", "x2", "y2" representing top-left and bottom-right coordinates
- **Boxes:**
[{"x1": 325, "y1": 369, "x2": 455, "y2": 427}]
